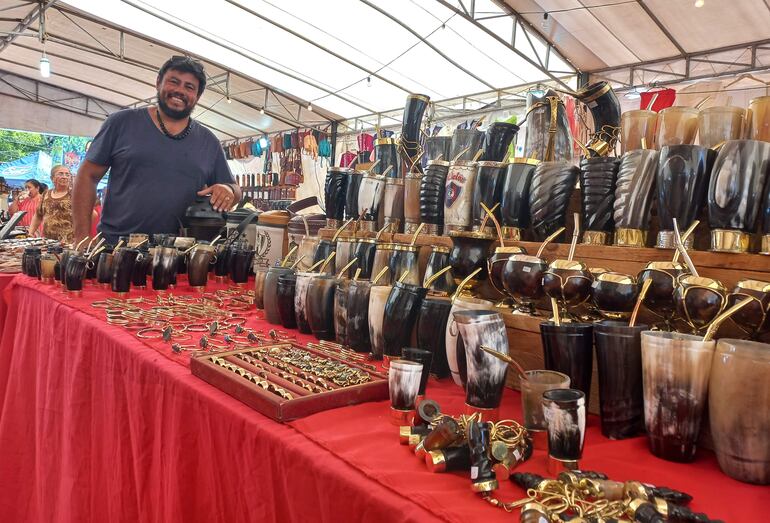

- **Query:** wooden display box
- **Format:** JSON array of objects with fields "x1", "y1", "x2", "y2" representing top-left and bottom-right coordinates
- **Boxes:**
[{"x1": 191, "y1": 343, "x2": 389, "y2": 422}]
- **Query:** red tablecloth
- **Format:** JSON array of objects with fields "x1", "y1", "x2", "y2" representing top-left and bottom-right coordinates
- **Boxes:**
[{"x1": 0, "y1": 276, "x2": 766, "y2": 522}]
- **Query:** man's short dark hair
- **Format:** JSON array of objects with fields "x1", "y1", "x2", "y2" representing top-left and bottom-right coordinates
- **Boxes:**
[{"x1": 157, "y1": 55, "x2": 207, "y2": 97}]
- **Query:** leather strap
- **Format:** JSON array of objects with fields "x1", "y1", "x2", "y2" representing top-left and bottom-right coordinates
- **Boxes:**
[{"x1": 287, "y1": 196, "x2": 320, "y2": 216}]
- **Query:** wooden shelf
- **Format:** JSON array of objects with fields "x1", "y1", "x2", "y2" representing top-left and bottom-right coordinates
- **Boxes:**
[{"x1": 318, "y1": 229, "x2": 770, "y2": 414}]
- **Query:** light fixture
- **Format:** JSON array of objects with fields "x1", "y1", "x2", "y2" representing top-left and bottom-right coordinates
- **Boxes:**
[
  {"x1": 541, "y1": 12, "x2": 549, "y2": 29},
  {"x1": 260, "y1": 107, "x2": 265, "y2": 115},
  {"x1": 307, "y1": 102, "x2": 313, "y2": 112},
  {"x1": 226, "y1": 96, "x2": 232, "y2": 104},
  {"x1": 367, "y1": 76, "x2": 371, "y2": 87},
  {"x1": 694, "y1": 0, "x2": 704, "y2": 7},
  {"x1": 39, "y1": 51, "x2": 50, "y2": 78}
]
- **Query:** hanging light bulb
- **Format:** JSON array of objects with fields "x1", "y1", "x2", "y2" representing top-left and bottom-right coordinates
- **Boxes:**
[
  {"x1": 367, "y1": 76, "x2": 372, "y2": 87},
  {"x1": 307, "y1": 102, "x2": 313, "y2": 112},
  {"x1": 541, "y1": 12, "x2": 549, "y2": 30},
  {"x1": 226, "y1": 96, "x2": 232, "y2": 104},
  {"x1": 694, "y1": 0, "x2": 704, "y2": 7},
  {"x1": 39, "y1": 51, "x2": 51, "y2": 78},
  {"x1": 260, "y1": 107, "x2": 265, "y2": 115}
]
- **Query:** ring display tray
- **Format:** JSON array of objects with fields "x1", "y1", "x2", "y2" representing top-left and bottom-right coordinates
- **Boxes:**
[{"x1": 191, "y1": 343, "x2": 389, "y2": 422}]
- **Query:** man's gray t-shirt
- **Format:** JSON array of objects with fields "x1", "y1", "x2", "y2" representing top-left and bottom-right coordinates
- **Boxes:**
[{"x1": 86, "y1": 108, "x2": 234, "y2": 242}]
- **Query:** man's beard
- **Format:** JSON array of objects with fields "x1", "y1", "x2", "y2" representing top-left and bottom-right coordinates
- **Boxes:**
[{"x1": 157, "y1": 90, "x2": 194, "y2": 120}]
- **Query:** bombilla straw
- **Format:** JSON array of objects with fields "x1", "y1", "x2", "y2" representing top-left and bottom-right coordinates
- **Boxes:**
[
  {"x1": 280, "y1": 244, "x2": 298, "y2": 267},
  {"x1": 451, "y1": 267, "x2": 481, "y2": 303},
  {"x1": 319, "y1": 251, "x2": 336, "y2": 273},
  {"x1": 702, "y1": 297, "x2": 753, "y2": 342},
  {"x1": 550, "y1": 298, "x2": 561, "y2": 326},
  {"x1": 332, "y1": 218, "x2": 355, "y2": 242},
  {"x1": 75, "y1": 235, "x2": 90, "y2": 252},
  {"x1": 424, "y1": 265, "x2": 452, "y2": 290},
  {"x1": 536, "y1": 227, "x2": 566, "y2": 259},
  {"x1": 410, "y1": 222, "x2": 425, "y2": 246},
  {"x1": 375, "y1": 223, "x2": 390, "y2": 242},
  {"x1": 85, "y1": 231, "x2": 102, "y2": 253},
  {"x1": 452, "y1": 146, "x2": 471, "y2": 163},
  {"x1": 372, "y1": 265, "x2": 390, "y2": 285},
  {"x1": 567, "y1": 213, "x2": 580, "y2": 262},
  {"x1": 673, "y1": 219, "x2": 698, "y2": 277},
  {"x1": 366, "y1": 159, "x2": 381, "y2": 174},
  {"x1": 629, "y1": 279, "x2": 653, "y2": 328},
  {"x1": 290, "y1": 255, "x2": 306, "y2": 269},
  {"x1": 472, "y1": 149, "x2": 484, "y2": 162},
  {"x1": 380, "y1": 165, "x2": 394, "y2": 178},
  {"x1": 478, "y1": 202, "x2": 500, "y2": 233},
  {"x1": 480, "y1": 346, "x2": 528, "y2": 381},
  {"x1": 672, "y1": 220, "x2": 699, "y2": 264},
  {"x1": 336, "y1": 257, "x2": 358, "y2": 279},
  {"x1": 480, "y1": 202, "x2": 504, "y2": 248}
]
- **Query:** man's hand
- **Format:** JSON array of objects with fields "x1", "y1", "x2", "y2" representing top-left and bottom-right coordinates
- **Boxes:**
[{"x1": 198, "y1": 184, "x2": 235, "y2": 212}]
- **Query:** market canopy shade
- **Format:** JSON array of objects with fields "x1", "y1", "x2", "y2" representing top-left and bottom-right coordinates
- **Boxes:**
[{"x1": 0, "y1": 0, "x2": 768, "y2": 138}]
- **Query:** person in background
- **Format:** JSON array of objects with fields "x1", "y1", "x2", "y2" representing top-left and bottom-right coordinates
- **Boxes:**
[
  {"x1": 39, "y1": 182, "x2": 48, "y2": 195},
  {"x1": 29, "y1": 165, "x2": 75, "y2": 243},
  {"x1": 9, "y1": 179, "x2": 43, "y2": 231}
]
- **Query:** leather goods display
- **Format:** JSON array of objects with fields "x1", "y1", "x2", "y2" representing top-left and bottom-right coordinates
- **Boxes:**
[
  {"x1": 707, "y1": 140, "x2": 770, "y2": 253},
  {"x1": 656, "y1": 145, "x2": 715, "y2": 249},
  {"x1": 191, "y1": 343, "x2": 387, "y2": 422}
]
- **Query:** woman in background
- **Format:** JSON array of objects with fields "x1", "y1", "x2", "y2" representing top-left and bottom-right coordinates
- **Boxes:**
[
  {"x1": 29, "y1": 165, "x2": 75, "y2": 243},
  {"x1": 9, "y1": 179, "x2": 43, "y2": 232}
]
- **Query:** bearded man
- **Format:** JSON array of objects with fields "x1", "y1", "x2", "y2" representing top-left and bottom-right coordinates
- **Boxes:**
[{"x1": 72, "y1": 55, "x2": 241, "y2": 244}]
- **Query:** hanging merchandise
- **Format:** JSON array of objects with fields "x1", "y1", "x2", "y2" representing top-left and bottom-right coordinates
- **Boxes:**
[
  {"x1": 303, "y1": 133, "x2": 319, "y2": 158},
  {"x1": 340, "y1": 150, "x2": 357, "y2": 167},
  {"x1": 639, "y1": 88, "x2": 676, "y2": 112},
  {"x1": 358, "y1": 133, "x2": 374, "y2": 153},
  {"x1": 283, "y1": 132, "x2": 293, "y2": 151},
  {"x1": 318, "y1": 138, "x2": 332, "y2": 159}
]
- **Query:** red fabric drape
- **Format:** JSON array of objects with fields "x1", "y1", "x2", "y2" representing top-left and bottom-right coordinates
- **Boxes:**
[{"x1": 0, "y1": 276, "x2": 765, "y2": 522}]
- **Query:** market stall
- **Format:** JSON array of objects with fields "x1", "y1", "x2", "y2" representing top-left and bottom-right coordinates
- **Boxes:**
[{"x1": 0, "y1": 276, "x2": 764, "y2": 523}]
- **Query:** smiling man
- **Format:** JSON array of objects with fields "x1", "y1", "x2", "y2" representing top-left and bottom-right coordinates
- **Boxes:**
[{"x1": 72, "y1": 55, "x2": 241, "y2": 244}]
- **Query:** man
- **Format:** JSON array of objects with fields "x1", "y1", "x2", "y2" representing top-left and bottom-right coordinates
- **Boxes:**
[{"x1": 73, "y1": 55, "x2": 241, "y2": 244}]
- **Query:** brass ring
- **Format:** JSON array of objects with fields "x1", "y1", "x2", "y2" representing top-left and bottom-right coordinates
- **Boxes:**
[{"x1": 136, "y1": 328, "x2": 164, "y2": 339}]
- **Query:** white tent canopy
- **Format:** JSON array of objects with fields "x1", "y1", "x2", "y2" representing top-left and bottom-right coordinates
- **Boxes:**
[{"x1": 0, "y1": 0, "x2": 768, "y2": 140}]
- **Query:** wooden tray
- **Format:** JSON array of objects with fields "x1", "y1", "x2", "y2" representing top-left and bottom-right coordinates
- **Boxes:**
[{"x1": 191, "y1": 343, "x2": 389, "y2": 422}]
